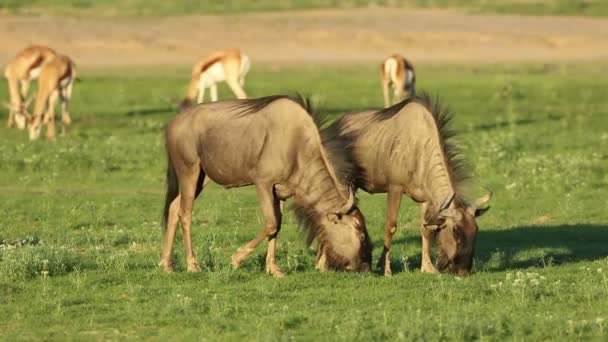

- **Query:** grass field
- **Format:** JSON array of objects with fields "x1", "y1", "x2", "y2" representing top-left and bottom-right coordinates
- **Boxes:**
[
  {"x1": 1, "y1": 0, "x2": 607, "y2": 17},
  {"x1": 1, "y1": 63, "x2": 607, "y2": 340}
]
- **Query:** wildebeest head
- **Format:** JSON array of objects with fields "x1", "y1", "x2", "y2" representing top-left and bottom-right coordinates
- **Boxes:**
[
  {"x1": 425, "y1": 191, "x2": 492, "y2": 275},
  {"x1": 318, "y1": 192, "x2": 372, "y2": 272}
]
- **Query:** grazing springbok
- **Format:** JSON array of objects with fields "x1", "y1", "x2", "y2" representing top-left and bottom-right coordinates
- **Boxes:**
[
  {"x1": 322, "y1": 93, "x2": 491, "y2": 276},
  {"x1": 179, "y1": 49, "x2": 250, "y2": 110},
  {"x1": 162, "y1": 95, "x2": 372, "y2": 277},
  {"x1": 4, "y1": 45, "x2": 57, "y2": 129},
  {"x1": 381, "y1": 54, "x2": 415, "y2": 108},
  {"x1": 27, "y1": 54, "x2": 76, "y2": 141}
]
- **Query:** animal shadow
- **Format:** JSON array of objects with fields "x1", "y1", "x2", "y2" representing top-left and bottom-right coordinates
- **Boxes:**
[{"x1": 387, "y1": 224, "x2": 608, "y2": 273}]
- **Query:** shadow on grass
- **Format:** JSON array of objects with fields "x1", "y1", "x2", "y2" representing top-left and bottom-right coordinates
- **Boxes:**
[
  {"x1": 387, "y1": 224, "x2": 608, "y2": 274},
  {"x1": 472, "y1": 114, "x2": 562, "y2": 132},
  {"x1": 126, "y1": 107, "x2": 174, "y2": 116}
]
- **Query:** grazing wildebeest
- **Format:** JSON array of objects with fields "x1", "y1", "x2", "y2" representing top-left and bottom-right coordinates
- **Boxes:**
[
  {"x1": 381, "y1": 54, "x2": 415, "y2": 108},
  {"x1": 27, "y1": 55, "x2": 77, "y2": 141},
  {"x1": 322, "y1": 93, "x2": 491, "y2": 276},
  {"x1": 4, "y1": 45, "x2": 57, "y2": 129},
  {"x1": 162, "y1": 95, "x2": 372, "y2": 277},
  {"x1": 179, "y1": 49, "x2": 250, "y2": 111}
]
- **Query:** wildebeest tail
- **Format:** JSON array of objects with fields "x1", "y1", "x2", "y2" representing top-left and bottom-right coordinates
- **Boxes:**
[{"x1": 162, "y1": 154, "x2": 179, "y2": 231}]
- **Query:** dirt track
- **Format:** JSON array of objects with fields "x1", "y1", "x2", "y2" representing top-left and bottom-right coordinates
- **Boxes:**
[{"x1": 1, "y1": 8, "x2": 607, "y2": 66}]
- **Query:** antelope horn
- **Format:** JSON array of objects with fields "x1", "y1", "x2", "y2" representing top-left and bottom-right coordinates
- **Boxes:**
[
  {"x1": 439, "y1": 192, "x2": 456, "y2": 212},
  {"x1": 339, "y1": 189, "x2": 355, "y2": 214}
]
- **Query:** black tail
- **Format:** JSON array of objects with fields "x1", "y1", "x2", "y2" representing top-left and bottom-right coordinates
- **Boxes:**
[{"x1": 162, "y1": 153, "x2": 179, "y2": 230}]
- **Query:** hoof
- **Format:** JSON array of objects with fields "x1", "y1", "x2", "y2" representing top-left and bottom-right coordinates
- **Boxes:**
[
  {"x1": 187, "y1": 261, "x2": 202, "y2": 273},
  {"x1": 159, "y1": 260, "x2": 173, "y2": 273},
  {"x1": 231, "y1": 254, "x2": 242, "y2": 269},
  {"x1": 231, "y1": 247, "x2": 253, "y2": 269},
  {"x1": 266, "y1": 265, "x2": 285, "y2": 278},
  {"x1": 421, "y1": 263, "x2": 439, "y2": 274}
]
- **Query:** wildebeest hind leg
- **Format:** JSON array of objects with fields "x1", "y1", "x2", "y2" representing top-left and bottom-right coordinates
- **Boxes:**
[
  {"x1": 160, "y1": 171, "x2": 208, "y2": 272},
  {"x1": 178, "y1": 165, "x2": 203, "y2": 272},
  {"x1": 231, "y1": 185, "x2": 284, "y2": 277},
  {"x1": 378, "y1": 186, "x2": 403, "y2": 276},
  {"x1": 160, "y1": 194, "x2": 181, "y2": 272}
]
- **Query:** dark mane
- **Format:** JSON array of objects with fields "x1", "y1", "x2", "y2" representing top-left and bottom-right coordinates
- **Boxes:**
[
  {"x1": 231, "y1": 94, "x2": 290, "y2": 115},
  {"x1": 344, "y1": 91, "x2": 470, "y2": 202},
  {"x1": 232, "y1": 94, "x2": 359, "y2": 251},
  {"x1": 371, "y1": 96, "x2": 416, "y2": 121},
  {"x1": 291, "y1": 206, "x2": 349, "y2": 268},
  {"x1": 288, "y1": 95, "x2": 360, "y2": 253},
  {"x1": 414, "y1": 92, "x2": 471, "y2": 197}
]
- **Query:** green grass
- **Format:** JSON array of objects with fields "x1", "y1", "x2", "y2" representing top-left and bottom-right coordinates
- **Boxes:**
[
  {"x1": 1, "y1": 63, "x2": 607, "y2": 340},
  {"x1": 1, "y1": 0, "x2": 607, "y2": 17}
]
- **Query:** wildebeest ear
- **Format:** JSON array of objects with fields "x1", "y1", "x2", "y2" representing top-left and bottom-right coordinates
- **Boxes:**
[{"x1": 474, "y1": 206, "x2": 490, "y2": 217}]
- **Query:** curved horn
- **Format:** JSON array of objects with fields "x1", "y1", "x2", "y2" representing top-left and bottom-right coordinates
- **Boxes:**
[
  {"x1": 439, "y1": 192, "x2": 456, "y2": 211},
  {"x1": 339, "y1": 189, "x2": 355, "y2": 214},
  {"x1": 472, "y1": 189, "x2": 493, "y2": 210}
]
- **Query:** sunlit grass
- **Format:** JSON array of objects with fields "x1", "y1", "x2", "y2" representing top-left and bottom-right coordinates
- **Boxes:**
[{"x1": 0, "y1": 63, "x2": 607, "y2": 340}]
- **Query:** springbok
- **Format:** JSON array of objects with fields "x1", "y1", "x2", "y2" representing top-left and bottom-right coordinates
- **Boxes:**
[
  {"x1": 27, "y1": 54, "x2": 76, "y2": 141},
  {"x1": 381, "y1": 54, "x2": 415, "y2": 108},
  {"x1": 162, "y1": 95, "x2": 372, "y2": 277},
  {"x1": 4, "y1": 45, "x2": 57, "y2": 129},
  {"x1": 322, "y1": 93, "x2": 491, "y2": 276},
  {"x1": 179, "y1": 49, "x2": 250, "y2": 110}
]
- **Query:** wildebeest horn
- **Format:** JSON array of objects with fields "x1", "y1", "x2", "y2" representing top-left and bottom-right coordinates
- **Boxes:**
[
  {"x1": 472, "y1": 189, "x2": 493, "y2": 210},
  {"x1": 439, "y1": 192, "x2": 456, "y2": 211},
  {"x1": 339, "y1": 189, "x2": 355, "y2": 214}
]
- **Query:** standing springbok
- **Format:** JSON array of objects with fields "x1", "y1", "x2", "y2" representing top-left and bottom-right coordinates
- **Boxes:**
[
  {"x1": 4, "y1": 45, "x2": 57, "y2": 129},
  {"x1": 381, "y1": 54, "x2": 415, "y2": 108},
  {"x1": 322, "y1": 93, "x2": 491, "y2": 276},
  {"x1": 162, "y1": 95, "x2": 372, "y2": 277},
  {"x1": 179, "y1": 49, "x2": 250, "y2": 110},
  {"x1": 27, "y1": 54, "x2": 76, "y2": 141}
]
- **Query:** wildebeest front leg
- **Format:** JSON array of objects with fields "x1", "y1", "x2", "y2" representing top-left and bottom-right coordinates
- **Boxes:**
[
  {"x1": 378, "y1": 186, "x2": 403, "y2": 276},
  {"x1": 419, "y1": 226, "x2": 438, "y2": 273},
  {"x1": 231, "y1": 185, "x2": 284, "y2": 277}
]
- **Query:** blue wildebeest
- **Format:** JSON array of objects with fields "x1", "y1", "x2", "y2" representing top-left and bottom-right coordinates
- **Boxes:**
[
  {"x1": 322, "y1": 93, "x2": 491, "y2": 276},
  {"x1": 162, "y1": 95, "x2": 372, "y2": 277}
]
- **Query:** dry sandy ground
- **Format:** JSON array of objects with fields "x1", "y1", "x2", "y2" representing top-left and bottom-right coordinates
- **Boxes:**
[{"x1": 1, "y1": 8, "x2": 607, "y2": 67}]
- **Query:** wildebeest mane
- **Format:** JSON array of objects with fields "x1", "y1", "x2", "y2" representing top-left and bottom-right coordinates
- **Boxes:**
[
  {"x1": 232, "y1": 94, "x2": 360, "y2": 250},
  {"x1": 345, "y1": 92, "x2": 470, "y2": 201},
  {"x1": 414, "y1": 92, "x2": 471, "y2": 196},
  {"x1": 291, "y1": 205, "x2": 356, "y2": 269}
]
